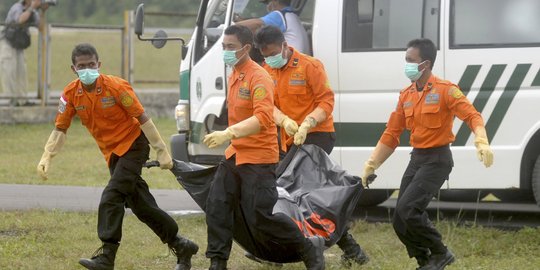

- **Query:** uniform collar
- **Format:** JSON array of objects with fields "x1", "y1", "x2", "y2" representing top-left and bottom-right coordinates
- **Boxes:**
[
  {"x1": 77, "y1": 75, "x2": 103, "y2": 96},
  {"x1": 409, "y1": 74, "x2": 438, "y2": 92},
  {"x1": 231, "y1": 59, "x2": 254, "y2": 84},
  {"x1": 288, "y1": 46, "x2": 301, "y2": 68}
]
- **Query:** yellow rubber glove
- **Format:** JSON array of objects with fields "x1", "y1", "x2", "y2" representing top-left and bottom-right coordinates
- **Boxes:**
[
  {"x1": 140, "y1": 119, "x2": 173, "y2": 169},
  {"x1": 474, "y1": 126, "x2": 494, "y2": 168},
  {"x1": 203, "y1": 116, "x2": 262, "y2": 148},
  {"x1": 294, "y1": 117, "x2": 317, "y2": 145},
  {"x1": 203, "y1": 128, "x2": 235, "y2": 148},
  {"x1": 362, "y1": 159, "x2": 379, "y2": 188},
  {"x1": 37, "y1": 129, "x2": 66, "y2": 180},
  {"x1": 280, "y1": 116, "x2": 299, "y2": 136},
  {"x1": 361, "y1": 142, "x2": 394, "y2": 188}
]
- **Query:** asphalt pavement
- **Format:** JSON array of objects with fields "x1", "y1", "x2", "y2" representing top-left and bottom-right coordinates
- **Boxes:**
[{"x1": 0, "y1": 184, "x2": 202, "y2": 216}]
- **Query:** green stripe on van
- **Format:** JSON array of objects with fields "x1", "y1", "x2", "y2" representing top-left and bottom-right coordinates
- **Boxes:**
[
  {"x1": 189, "y1": 121, "x2": 204, "y2": 144},
  {"x1": 532, "y1": 68, "x2": 540, "y2": 86},
  {"x1": 453, "y1": 65, "x2": 506, "y2": 146},
  {"x1": 180, "y1": 70, "x2": 190, "y2": 100},
  {"x1": 485, "y1": 64, "x2": 531, "y2": 142},
  {"x1": 457, "y1": 65, "x2": 481, "y2": 96},
  {"x1": 334, "y1": 123, "x2": 410, "y2": 147}
]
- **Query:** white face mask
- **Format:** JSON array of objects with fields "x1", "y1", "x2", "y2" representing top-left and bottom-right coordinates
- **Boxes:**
[
  {"x1": 404, "y1": 61, "x2": 426, "y2": 82},
  {"x1": 264, "y1": 43, "x2": 287, "y2": 69},
  {"x1": 76, "y1": 68, "x2": 100, "y2": 85}
]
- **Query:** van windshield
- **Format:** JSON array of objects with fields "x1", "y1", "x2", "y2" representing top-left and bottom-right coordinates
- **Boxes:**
[{"x1": 233, "y1": 0, "x2": 270, "y2": 21}]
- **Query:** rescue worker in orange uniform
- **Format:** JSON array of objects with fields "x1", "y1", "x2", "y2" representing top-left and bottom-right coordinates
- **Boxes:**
[
  {"x1": 254, "y1": 25, "x2": 369, "y2": 266},
  {"x1": 361, "y1": 38, "x2": 494, "y2": 270},
  {"x1": 36, "y1": 43, "x2": 198, "y2": 270},
  {"x1": 202, "y1": 25, "x2": 325, "y2": 270},
  {"x1": 256, "y1": 25, "x2": 334, "y2": 154}
]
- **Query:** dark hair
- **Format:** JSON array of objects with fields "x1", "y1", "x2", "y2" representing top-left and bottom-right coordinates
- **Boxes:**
[
  {"x1": 224, "y1": 25, "x2": 253, "y2": 46},
  {"x1": 406, "y1": 38, "x2": 437, "y2": 67},
  {"x1": 254, "y1": 25, "x2": 285, "y2": 49},
  {"x1": 71, "y1": 43, "x2": 99, "y2": 64}
]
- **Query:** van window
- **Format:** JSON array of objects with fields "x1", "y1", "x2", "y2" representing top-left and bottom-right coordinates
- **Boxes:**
[
  {"x1": 342, "y1": 0, "x2": 440, "y2": 52},
  {"x1": 450, "y1": 0, "x2": 540, "y2": 48},
  {"x1": 195, "y1": 0, "x2": 229, "y2": 63}
]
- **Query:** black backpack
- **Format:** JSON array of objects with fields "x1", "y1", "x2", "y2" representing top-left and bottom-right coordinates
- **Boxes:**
[{"x1": 3, "y1": 24, "x2": 31, "y2": 50}]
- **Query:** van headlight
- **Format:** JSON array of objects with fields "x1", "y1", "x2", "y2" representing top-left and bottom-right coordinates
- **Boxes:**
[{"x1": 175, "y1": 100, "x2": 189, "y2": 133}]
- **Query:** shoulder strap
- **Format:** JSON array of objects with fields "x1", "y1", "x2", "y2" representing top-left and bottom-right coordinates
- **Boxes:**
[{"x1": 278, "y1": 10, "x2": 288, "y2": 29}]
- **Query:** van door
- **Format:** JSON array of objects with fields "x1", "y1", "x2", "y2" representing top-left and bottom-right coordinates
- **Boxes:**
[
  {"x1": 335, "y1": 0, "x2": 442, "y2": 187},
  {"x1": 187, "y1": 0, "x2": 232, "y2": 164},
  {"x1": 444, "y1": 0, "x2": 540, "y2": 188}
]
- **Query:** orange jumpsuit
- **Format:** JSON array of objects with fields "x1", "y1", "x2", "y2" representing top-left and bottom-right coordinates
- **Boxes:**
[
  {"x1": 380, "y1": 74, "x2": 484, "y2": 149},
  {"x1": 264, "y1": 47, "x2": 334, "y2": 151},
  {"x1": 55, "y1": 74, "x2": 144, "y2": 164},
  {"x1": 225, "y1": 58, "x2": 278, "y2": 165}
]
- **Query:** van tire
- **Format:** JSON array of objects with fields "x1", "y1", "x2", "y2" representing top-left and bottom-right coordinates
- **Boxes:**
[
  {"x1": 357, "y1": 189, "x2": 393, "y2": 206},
  {"x1": 532, "y1": 155, "x2": 540, "y2": 206}
]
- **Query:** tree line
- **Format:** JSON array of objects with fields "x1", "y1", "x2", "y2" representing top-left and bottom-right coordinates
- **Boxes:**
[{"x1": 1, "y1": 0, "x2": 201, "y2": 27}]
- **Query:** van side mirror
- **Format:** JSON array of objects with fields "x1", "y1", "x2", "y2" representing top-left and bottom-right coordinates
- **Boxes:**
[
  {"x1": 133, "y1": 3, "x2": 186, "y2": 50},
  {"x1": 134, "y1": 3, "x2": 145, "y2": 36}
]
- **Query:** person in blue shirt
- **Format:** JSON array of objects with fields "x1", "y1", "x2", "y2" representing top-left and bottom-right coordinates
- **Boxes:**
[{"x1": 236, "y1": 0, "x2": 310, "y2": 54}]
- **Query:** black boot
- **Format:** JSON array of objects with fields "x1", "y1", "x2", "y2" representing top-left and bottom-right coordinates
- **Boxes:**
[
  {"x1": 415, "y1": 254, "x2": 430, "y2": 270},
  {"x1": 79, "y1": 242, "x2": 119, "y2": 270},
  {"x1": 169, "y1": 235, "x2": 199, "y2": 270},
  {"x1": 208, "y1": 258, "x2": 227, "y2": 270},
  {"x1": 301, "y1": 236, "x2": 325, "y2": 270},
  {"x1": 419, "y1": 249, "x2": 455, "y2": 270},
  {"x1": 336, "y1": 232, "x2": 369, "y2": 266}
]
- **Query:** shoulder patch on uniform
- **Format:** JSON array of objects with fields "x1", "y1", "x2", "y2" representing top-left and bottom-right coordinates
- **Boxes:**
[
  {"x1": 448, "y1": 86, "x2": 464, "y2": 99},
  {"x1": 58, "y1": 95, "x2": 67, "y2": 113},
  {"x1": 253, "y1": 87, "x2": 267, "y2": 100},
  {"x1": 120, "y1": 92, "x2": 134, "y2": 107}
]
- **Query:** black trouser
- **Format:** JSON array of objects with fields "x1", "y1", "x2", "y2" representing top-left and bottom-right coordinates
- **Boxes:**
[
  {"x1": 97, "y1": 134, "x2": 178, "y2": 245},
  {"x1": 392, "y1": 145, "x2": 453, "y2": 259},
  {"x1": 205, "y1": 156, "x2": 308, "y2": 260}
]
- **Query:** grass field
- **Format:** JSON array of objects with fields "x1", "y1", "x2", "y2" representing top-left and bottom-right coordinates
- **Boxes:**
[
  {"x1": 20, "y1": 28, "x2": 187, "y2": 93},
  {"x1": 0, "y1": 118, "x2": 180, "y2": 189},
  {"x1": 1, "y1": 210, "x2": 540, "y2": 270}
]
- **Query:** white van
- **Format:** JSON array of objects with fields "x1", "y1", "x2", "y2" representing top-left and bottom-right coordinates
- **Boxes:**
[{"x1": 136, "y1": 0, "x2": 540, "y2": 206}]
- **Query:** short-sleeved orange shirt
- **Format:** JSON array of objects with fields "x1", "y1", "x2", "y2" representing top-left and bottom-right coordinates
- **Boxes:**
[
  {"x1": 264, "y1": 47, "x2": 335, "y2": 150},
  {"x1": 55, "y1": 74, "x2": 145, "y2": 164},
  {"x1": 224, "y1": 59, "x2": 279, "y2": 165},
  {"x1": 380, "y1": 74, "x2": 484, "y2": 149}
]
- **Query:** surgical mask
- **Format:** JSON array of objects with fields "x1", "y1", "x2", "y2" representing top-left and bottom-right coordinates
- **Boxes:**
[
  {"x1": 77, "y1": 68, "x2": 100, "y2": 85},
  {"x1": 222, "y1": 46, "x2": 245, "y2": 66},
  {"x1": 265, "y1": 47, "x2": 288, "y2": 69},
  {"x1": 404, "y1": 61, "x2": 425, "y2": 82}
]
